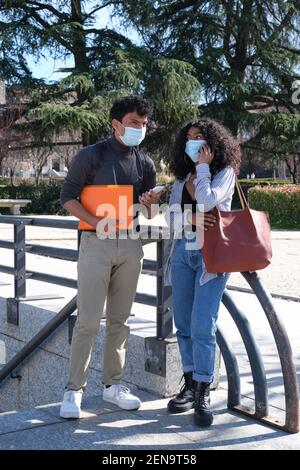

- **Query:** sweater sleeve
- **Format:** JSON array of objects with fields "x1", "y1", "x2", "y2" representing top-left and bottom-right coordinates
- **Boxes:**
[
  {"x1": 60, "y1": 147, "x2": 93, "y2": 207},
  {"x1": 141, "y1": 155, "x2": 157, "y2": 192},
  {"x1": 193, "y1": 163, "x2": 235, "y2": 212}
]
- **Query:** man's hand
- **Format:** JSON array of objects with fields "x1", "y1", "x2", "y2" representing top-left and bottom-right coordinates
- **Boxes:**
[
  {"x1": 139, "y1": 189, "x2": 162, "y2": 208},
  {"x1": 139, "y1": 189, "x2": 162, "y2": 219},
  {"x1": 89, "y1": 215, "x2": 104, "y2": 229}
]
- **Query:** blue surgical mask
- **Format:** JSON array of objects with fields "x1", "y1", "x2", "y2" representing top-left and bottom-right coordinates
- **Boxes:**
[
  {"x1": 119, "y1": 124, "x2": 146, "y2": 147},
  {"x1": 185, "y1": 139, "x2": 207, "y2": 162}
]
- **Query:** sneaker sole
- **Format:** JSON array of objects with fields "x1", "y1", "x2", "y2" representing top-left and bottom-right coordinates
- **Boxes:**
[{"x1": 103, "y1": 396, "x2": 141, "y2": 411}]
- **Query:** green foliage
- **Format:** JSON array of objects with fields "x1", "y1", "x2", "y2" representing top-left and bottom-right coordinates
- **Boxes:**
[
  {"x1": 231, "y1": 179, "x2": 292, "y2": 209},
  {"x1": 146, "y1": 59, "x2": 199, "y2": 126},
  {"x1": 248, "y1": 185, "x2": 300, "y2": 229},
  {"x1": 238, "y1": 179, "x2": 290, "y2": 184},
  {"x1": 0, "y1": 181, "x2": 67, "y2": 215},
  {"x1": 28, "y1": 102, "x2": 109, "y2": 140},
  {"x1": 143, "y1": 58, "x2": 200, "y2": 158},
  {"x1": 243, "y1": 113, "x2": 300, "y2": 182},
  {"x1": 60, "y1": 74, "x2": 95, "y2": 96},
  {"x1": 114, "y1": 0, "x2": 300, "y2": 156},
  {"x1": 250, "y1": 113, "x2": 300, "y2": 155},
  {"x1": 95, "y1": 49, "x2": 143, "y2": 93},
  {"x1": 1, "y1": 0, "x2": 300, "y2": 170}
]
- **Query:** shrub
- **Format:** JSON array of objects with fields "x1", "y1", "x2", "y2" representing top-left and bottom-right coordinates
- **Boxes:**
[
  {"x1": 238, "y1": 178, "x2": 290, "y2": 184},
  {"x1": 232, "y1": 179, "x2": 292, "y2": 209},
  {"x1": 248, "y1": 185, "x2": 300, "y2": 229},
  {"x1": 0, "y1": 181, "x2": 67, "y2": 216}
]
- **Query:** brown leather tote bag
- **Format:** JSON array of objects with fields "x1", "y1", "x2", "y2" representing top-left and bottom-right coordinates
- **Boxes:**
[{"x1": 202, "y1": 178, "x2": 272, "y2": 273}]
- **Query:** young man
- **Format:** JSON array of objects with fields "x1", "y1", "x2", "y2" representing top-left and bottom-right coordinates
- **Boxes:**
[{"x1": 59, "y1": 95, "x2": 161, "y2": 418}]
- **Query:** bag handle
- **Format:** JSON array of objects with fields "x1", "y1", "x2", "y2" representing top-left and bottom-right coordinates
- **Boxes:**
[{"x1": 235, "y1": 176, "x2": 248, "y2": 209}]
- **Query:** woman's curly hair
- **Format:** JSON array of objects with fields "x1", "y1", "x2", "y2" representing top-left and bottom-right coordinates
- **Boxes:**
[{"x1": 170, "y1": 118, "x2": 241, "y2": 180}]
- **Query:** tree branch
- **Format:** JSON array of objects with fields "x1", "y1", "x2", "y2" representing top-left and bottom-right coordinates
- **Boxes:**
[
  {"x1": 222, "y1": 0, "x2": 235, "y2": 66},
  {"x1": 26, "y1": 1, "x2": 70, "y2": 21},
  {"x1": 85, "y1": 1, "x2": 117, "y2": 19},
  {"x1": 277, "y1": 44, "x2": 300, "y2": 55},
  {"x1": 28, "y1": 9, "x2": 74, "y2": 53},
  {"x1": 248, "y1": 2, "x2": 299, "y2": 63}
]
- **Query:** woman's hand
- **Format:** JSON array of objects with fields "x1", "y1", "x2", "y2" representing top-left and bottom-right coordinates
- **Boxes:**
[
  {"x1": 197, "y1": 144, "x2": 214, "y2": 165},
  {"x1": 188, "y1": 212, "x2": 217, "y2": 231}
]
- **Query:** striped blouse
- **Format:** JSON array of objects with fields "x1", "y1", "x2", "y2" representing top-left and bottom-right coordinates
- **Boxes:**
[{"x1": 163, "y1": 162, "x2": 236, "y2": 286}]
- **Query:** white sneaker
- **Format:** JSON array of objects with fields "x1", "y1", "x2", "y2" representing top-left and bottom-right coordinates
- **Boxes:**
[
  {"x1": 103, "y1": 384, "x2": 141, "y2": 410},
  {"x1": 60, "y1": 390, "x2": 83, "y2": 418}
]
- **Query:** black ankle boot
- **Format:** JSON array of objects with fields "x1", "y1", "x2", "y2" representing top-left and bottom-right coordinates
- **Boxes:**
[
  {"x1": 167, "y1": 372, "x2": 195, "y2": 413},
  {"x1": 194, "y1": 381, "x2": 213, "y2": 426}
]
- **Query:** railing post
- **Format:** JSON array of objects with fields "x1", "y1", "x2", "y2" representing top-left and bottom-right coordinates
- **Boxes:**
[
  {"x1": 242, "y1": 271, "x2": 299, "y2": 433},
  {"x1": 156, "y1": 239, "x2": 173, "y2": 340},
  {"x1": 7, "y1": 220, "x2": 26, "y2": 325},
  {"x1": 77, "y1": 228, "x2": 82, "y2": 251},
  {"x1": 14, "y1": 220, "x2": 26, "y2": 299}
]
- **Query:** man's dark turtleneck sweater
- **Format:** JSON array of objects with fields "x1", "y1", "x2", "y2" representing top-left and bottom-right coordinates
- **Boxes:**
[{"x1": 60, "y1": 134, "x2": 156, "y2": 208}]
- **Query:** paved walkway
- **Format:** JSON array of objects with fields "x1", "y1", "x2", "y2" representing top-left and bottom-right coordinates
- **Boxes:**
[
  {"x1": 0, "y1": 215, "x2": 299, "y2": 449},
  {"x1": 229, "y1": 230, "x2": 300, "y2": 300},
  {"x1": 0, "y1": 289, "x2": 299, "y2": 450},
  {"x1": 0, "y1": 386, "x2": 299, "y2": 450}
]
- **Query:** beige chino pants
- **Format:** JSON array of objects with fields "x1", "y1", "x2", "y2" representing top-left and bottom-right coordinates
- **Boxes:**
[{"x1": 67, "y1": 231, "x2": 144, "y2": 390}]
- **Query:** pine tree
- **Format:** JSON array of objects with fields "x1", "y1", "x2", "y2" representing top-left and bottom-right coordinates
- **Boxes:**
[
  {"x1": 0, "y1": 0, "x2": 200, "y2": 159},
  {"x1": 114, "y1": 0, "x2": 300, "y2": 171}
]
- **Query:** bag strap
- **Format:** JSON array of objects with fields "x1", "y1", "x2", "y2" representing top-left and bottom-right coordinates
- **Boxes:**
[{"x1": 235, "y1": 176, "x2": 248, "y2": 209}]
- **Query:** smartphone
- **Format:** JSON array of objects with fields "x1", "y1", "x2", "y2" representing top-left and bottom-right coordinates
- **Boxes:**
[{"x1": 150, "y1": 185, "x2": 166, "y2": 194}]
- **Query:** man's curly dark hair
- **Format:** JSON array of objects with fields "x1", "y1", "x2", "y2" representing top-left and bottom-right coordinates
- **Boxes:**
[
  {"x1": 170, "y1": 118, "x2": 241, "y2": 180},
  {"x1": 110, "y1": 95, "x2": 152, "y2": 122}
]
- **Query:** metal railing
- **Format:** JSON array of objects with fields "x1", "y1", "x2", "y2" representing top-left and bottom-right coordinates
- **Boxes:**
[
  {"x1": 0, "y1": 214, "x2": 298, "y2": 433},
  {"x1": 0, "y1": 215, "x2": 171, "y2": 337}
]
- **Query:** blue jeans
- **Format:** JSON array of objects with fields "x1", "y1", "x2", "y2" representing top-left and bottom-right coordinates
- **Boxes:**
[{"x1": 171, "y1": 234, "x2": 229, "y2": 383}]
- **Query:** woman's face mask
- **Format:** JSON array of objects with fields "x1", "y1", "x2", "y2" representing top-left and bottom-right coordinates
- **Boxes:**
[
  {"x1": 185, "y1": 139, "x2": 207, "y2": 162},
  {"x1": 118, "y1": 123, "x2": 146, "y2": 147}
]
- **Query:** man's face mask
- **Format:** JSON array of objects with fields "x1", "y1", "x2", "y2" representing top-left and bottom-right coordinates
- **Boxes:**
[
  {"x1": 185, "y1": 139, "x2": 207, "y2": 162},
  {"x1": 118, "y1": 123, "x2": 146, "y2": 147}
]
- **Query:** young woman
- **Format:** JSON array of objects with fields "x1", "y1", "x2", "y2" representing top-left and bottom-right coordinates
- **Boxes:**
[{"x1": 164, "y1": 118, "x2": 241, "y2": 427}]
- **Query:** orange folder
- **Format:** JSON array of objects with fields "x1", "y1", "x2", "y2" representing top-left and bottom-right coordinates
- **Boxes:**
[{"x1": 78, "y1": 185, "x2": 134, "y2": 231}]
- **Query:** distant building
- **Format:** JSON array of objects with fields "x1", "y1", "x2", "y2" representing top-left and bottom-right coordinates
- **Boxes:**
[{"x1": 0, "y1": 81, "x2": 81, "y2": 179}]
